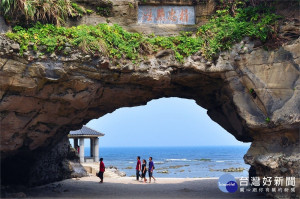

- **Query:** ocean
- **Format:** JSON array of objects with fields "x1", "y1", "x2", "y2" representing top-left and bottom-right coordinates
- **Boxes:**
[{"x1": 84, "y1": 146, "x2": 250, "y2": 178}]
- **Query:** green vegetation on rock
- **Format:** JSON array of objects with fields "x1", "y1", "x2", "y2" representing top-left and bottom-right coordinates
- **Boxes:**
[
  {"x1": 5, "y1": 5, "x2": 280, "y2": 61},
  {"x1": 71, "y1": 3, "x2": 87, "y2": 17},
  {"x1": 96, "y1": 0, "x2": 113, "y2": 17},
  {"x1": 96, "y1": 7, "x2": 112, "y2": 17},
  {"x1": 197, "y1": 6, "x2": 280, "y2": 59}
]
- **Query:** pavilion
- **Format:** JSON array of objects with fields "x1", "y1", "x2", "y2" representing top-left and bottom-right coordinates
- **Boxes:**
[{"x1": 68, "y1": 125, "x2": 105, "y2": 163}]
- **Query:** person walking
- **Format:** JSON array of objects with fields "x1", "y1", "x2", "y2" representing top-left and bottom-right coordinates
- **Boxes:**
[
  {"x1": 99, "y1": 158, "x2": 105, "y2": 183},
  {"x1": 141, "y1": 159, "x2": 147, "y2": 183},
  {"x1": 148, "y1": 157, "x2": 156, "y2": 183},
  {"x1": 136, "y1": 156, "x2": 141, "y2": 181}
]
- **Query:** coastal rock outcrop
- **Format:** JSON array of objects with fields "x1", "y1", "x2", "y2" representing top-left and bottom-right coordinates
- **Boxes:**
[
  {"x1": 0, "y1": 23, "x2": 299, "y2": 199},
  {"x1": 1, "y1": 135, "x2": 87, "y2": 188}
]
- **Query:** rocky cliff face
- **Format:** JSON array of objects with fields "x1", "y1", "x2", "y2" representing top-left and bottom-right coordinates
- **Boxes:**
[{"x1": 0, "y1": 24, "x2": 299, "y2": 198}]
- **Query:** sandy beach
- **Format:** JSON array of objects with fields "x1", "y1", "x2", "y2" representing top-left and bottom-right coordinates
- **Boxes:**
[{"x1": 25, "y1": 172, "x2": 265, "y2": 199}]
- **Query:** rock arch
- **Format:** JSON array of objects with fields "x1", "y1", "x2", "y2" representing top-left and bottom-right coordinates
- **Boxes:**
[{"x1": 0, "y1": 35, "x2": 299, "y2": 195}]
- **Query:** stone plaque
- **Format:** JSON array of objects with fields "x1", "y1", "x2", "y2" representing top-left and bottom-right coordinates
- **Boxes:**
[{"x1": 138, "y1": 5, "x2": 195, "y2": 25}]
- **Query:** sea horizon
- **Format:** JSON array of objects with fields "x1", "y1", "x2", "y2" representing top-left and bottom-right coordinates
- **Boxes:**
[
  {"x1": 82, "y1": 145, "x2": 250, "y2": 178},
  {"x1": 97, "y1": 145, "x2": 250, "y2": 148}
]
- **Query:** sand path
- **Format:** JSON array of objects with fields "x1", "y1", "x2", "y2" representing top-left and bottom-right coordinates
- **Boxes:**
[{"x1": 26, "y1": 175, "x2": 265, "y2": 199}]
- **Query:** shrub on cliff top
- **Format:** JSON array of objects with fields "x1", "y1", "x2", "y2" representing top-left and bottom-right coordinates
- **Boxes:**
[
  {"x1": 6, "y1": 23, "x2": 145, "y2": 60},
  {"x1": 196, "y1": 5, "x2": 280, "y2": 59},
  {"x1": 0, "y1": 0, "x2": 82, "y2": 25},
  {"x1": 5, "y1": 6, "x2": 280, "y2": 61},
  {"x1": 148, "y1": 5, "x2": 280, "y2": 60}
]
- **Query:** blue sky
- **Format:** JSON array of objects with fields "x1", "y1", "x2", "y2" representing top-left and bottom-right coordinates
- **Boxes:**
[{"x1": 85, "y1": 97, "x2": 250, "y2": 147}]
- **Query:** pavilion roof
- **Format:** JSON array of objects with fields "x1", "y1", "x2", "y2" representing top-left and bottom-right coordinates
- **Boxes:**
[{"x1": 69, "y1": 126, "x2": 105, "y2": 138}]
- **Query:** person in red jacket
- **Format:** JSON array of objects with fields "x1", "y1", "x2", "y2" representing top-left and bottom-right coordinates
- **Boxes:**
[{"x1": 99, "y1": 158, "x2": 105, "y2": 183}]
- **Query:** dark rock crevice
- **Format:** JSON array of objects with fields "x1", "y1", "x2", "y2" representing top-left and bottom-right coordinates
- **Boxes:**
[{"x1": 1, "y1": 136, "x2": 87, "y2": 188}]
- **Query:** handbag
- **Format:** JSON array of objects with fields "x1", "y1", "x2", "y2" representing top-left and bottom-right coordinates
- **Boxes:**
[{"x1": 96, "y1": 172, "x2": 99, "y2": 177}]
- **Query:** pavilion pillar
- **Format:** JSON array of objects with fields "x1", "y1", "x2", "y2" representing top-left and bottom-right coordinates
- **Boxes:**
[
  {"x1": 79, "y1": 138, "x2": 85, "y2": 163},
  {"x1": 90, "y1": 138, "x2": 94, "y2": 157},
  {"x1": 94, "y1": 138, "x2": 99, "y2": 162},
  {"x1": 74, "y1": 138, "x2": 78, "y2": 148}
]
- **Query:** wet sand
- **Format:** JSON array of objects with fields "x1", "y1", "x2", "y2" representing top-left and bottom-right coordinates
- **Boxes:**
[{"x1": 26, "y1": 175, "x2": 265, "y2": 199}]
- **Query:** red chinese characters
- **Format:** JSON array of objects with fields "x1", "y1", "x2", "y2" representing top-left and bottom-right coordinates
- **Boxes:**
[
  {"x1": 138, "y1": 6, "x2": 194, "y2": 24},
  {"x1": 179, "y1": 9, "x2": 188, "y2": 23},
  {"x1": 156, "y1": 8, "x2": 165, "y2": 22},
  {"x1": 142, "y1": 8, "x2": 153, "y2": 22},
  {"x1": 167, "y1": 8, "x2": 177, "y2": 22}
]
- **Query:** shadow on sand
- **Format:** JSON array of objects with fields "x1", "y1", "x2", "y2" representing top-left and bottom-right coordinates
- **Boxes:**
[{"x1": 24, "y1": 177, "x2": 267, "y2": 199}]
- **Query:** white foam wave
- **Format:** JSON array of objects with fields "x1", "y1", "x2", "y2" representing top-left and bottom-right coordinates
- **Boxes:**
[{"x1": 166, "y1": 159, "x2": 191, "y2": 162}]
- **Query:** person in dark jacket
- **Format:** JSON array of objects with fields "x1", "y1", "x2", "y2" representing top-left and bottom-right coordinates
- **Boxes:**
[{"x1": 141, "y1": 159, "x2": 147, "y2": 183}]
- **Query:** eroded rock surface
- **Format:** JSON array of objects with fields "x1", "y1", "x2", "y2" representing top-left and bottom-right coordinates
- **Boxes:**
[{"x1": 0, "y1": 33, "x2": 299, "y2": 198}]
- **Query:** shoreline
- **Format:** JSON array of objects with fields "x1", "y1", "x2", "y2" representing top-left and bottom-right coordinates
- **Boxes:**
[{"x1": 82, "y1": 162, "x2": 249, "y2": 179}]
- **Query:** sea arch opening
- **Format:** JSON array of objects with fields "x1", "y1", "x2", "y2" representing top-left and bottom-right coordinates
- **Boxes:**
[
  {"x1": 2, "y1": 60, "x2": 258, "y2": 188},
  {"x1": 73, "y1": 97, "x2": 251, "y2": 178}
]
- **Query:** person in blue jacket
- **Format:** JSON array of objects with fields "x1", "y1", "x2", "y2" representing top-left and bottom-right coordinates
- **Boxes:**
[{"x1": 148, "y1": 157, "x2": 156, "y2": 183}]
